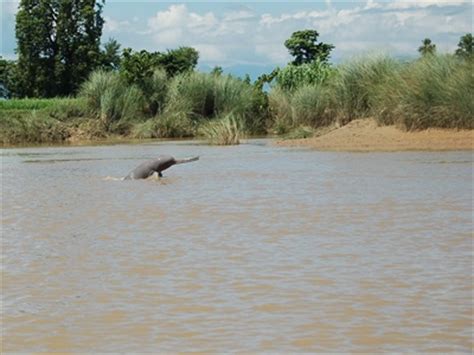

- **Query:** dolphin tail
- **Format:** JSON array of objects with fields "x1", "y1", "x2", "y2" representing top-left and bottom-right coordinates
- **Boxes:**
[{"x1": 174, "y1": 156, "x2": 199, "y2": 165}]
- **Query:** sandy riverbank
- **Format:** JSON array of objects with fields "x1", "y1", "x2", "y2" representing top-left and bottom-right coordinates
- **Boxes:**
[{"x1": 277, "y1": 118, "x2": 473, "y2": 151}]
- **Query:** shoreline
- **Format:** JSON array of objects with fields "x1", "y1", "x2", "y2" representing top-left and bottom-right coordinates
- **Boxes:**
[{"x1": 277, "y1": 118, "x2": 473, "y2": 152}]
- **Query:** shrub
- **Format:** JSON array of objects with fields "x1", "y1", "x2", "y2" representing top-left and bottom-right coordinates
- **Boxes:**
[
  {"x1": 396, "y1": 54, "x2": 473, "y2": 129},
  {"x1": 268, "y1": 87, "x2": 293, "y2": 134},
  {"x1": 199, "y1": 113, "x2": 243, "y2": 145},
  {"x1": 275, "y1": 60, "x2": 334, "y2": 91},
  {"x1": 79, "y1": 70, "x2": 145, "y2": 131},
  {"x1": 131, "y1": 112, "x2": 194, "y2": 139},
  {"x1": 330, "y1": 54, "x2": 401, "y2": 123},
  {"x1": 165, "y1": 72, "x2": 266, "y2": 134},
  {"x1": 0, "y1": 110, "x2": 68, "y2": 145}
]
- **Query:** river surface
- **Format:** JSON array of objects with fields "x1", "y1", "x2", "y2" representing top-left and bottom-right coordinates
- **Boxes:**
[{"x1": 1, "y1": 140, "x2": 472, "y2": 353}]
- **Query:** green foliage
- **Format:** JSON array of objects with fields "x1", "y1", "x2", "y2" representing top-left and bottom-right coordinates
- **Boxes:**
[
  {"x1": 120, "y1": 48, "x2": 162, "y2": 87},
  {"x1": 159, "y1": 47, "x2": 199, "y2": 77},
  {"x1": 0, "y1": 110, "x2": 69, "y2": 145},
  {"x1": 145, "y1": 69, "x2": 169, "y2": 116},
  {"x1": 455, "y1": 33, "x2": 473, "y2": 59},
  {"x1": 0, "y1": 56, "x2": 17, "y2": 98},
  {"x1": 100, "y1": 38, "x2": 121, "y2": 70},
  {"x1": 268, "y1": 87, "x2": 292, "y2": 134},
  {"x1": 166, "y1": 71, "x2": 215, "y2": 118},
  {"x1": 131, "y1": 113, "x2": 194, "y2": 139},
  {"x1": 153, "y1": 111, "x2": 195, "y2": 138},
  {"x1": 418, "y1": 38, "x2": 436, "y2": 57},
  {"x1": 331, "y1": 54, "x2": 402, "y2": 122},
  {"x1": 284, "y1": 29, "x2": 334, "y2": 65},
  {"x1": 394, "y1": 54, "x2": 473, "y2": 129},
  {"x1": 0, "y1": 98, "x2": 61, "y2": 110},
  {"x1": 211, "y1": 66, "x2": 224, "y2": 76},
  {"x1": 275, "y1": 60, "x2": 334, "y2": 91},
  {"x1": 269, "y1": 53, "x2": 473, "y2": 132},
  {"x1": 291, "y1": 84, "x2": 333, "y2": 127},
  {"x1": 199, "y1": 113, "x2": 243, "y2": 145},
  {"x1": 79, "y1": 70, "x2": 144, "y2": 131},
  {"x1": 283, "y1": 126, "x2": 315, "y2": 140},
  {"x1": 15, "y1": 0, "x2": 105, "y2": 97},
  {"x1": 120, "y1": 46, "x2": 198, "y2": 87},
  {"x1": 268, "y1": 84, "x2": 334, "y2": 133},
  {"x1": 166, "y1": 72, "x2": 266, "y2": 134},
  {"x1": 255, "y1": 68, "x2": 280, "y2": 90}
]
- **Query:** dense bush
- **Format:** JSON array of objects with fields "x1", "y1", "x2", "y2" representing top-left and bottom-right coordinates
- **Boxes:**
[
  {"x1": 79, "y1": 70, "x2": 145, "y2": 132},
  {"x1": 165, "y1": 72, "x2": 266, "y2": 134},
  {"x1": 199, "y1": 113, "x2": 244, "y2": 145},
  {"x1": 275, "y1": 60, "x2": 334, "y2": 92},
  {"x1": 269, "y1": 53, "x2": 473, "y2": 132}
]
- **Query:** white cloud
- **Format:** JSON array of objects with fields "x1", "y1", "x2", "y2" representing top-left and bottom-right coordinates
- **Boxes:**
[
  {"x1": 103, "y1": 16, "x2": 130, "y2": 33},
  {"x1": 386, "y1": 0, "x2": 469, "y2": 9},
  {"x1": 100, "y1": 1, "x2": 472, "y2": 67},
  {"x1": 255, "y1": 43, "x2": 291, "y2": 64},
  {"x1": 194, "y1": 44, "x2": 227, "y2": 62}
]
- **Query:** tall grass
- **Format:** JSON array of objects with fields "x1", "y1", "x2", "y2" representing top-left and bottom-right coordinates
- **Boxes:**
[
  {"x1": 166, "y1": 72, "x2": 215, "y2": 118},
  {"x1": 268, "y1": 53, "x2": 473, "y2": 132},
  {"x1": 165, "y1": 72, "x2": 265, "y2": 134},
  {"x1": 79, "y1": 70, "x2": 145, "y2": 131},
  {"x1": 199, "y1": 113, "x2": 244, "y2": 145},
  {"x1": 394, "y1": 55, "x2": 473, "y2": 129},
  {"x1": 330, "y1": 54, "x2": 402, "y2": 123},
  {"x1": 269, "y1": 84, "x2": 333, "y2": 133},
  {"x1": 131, "y1": 112, "x2": 194, "y2": 139},
  {"x1": 141, "y1": 68, "x2": 169, "y2": 115},
  {"x1": 0, "y1": 110, "x2": 69, "y2": 145}
]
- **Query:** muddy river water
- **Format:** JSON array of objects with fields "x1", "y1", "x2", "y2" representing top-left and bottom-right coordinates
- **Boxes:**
[{"x1": 1, "y1": 140, "x2": 472, "y2": 352}]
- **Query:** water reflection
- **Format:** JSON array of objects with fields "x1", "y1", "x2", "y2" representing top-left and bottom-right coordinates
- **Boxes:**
[{"x1": 1, "y1": 142, "x2": 472, "y2": 352}]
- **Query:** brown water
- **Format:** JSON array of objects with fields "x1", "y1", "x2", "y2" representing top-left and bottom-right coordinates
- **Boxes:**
[{"x1": 1, "y1": 140, "x2": 472, "y2": 353}]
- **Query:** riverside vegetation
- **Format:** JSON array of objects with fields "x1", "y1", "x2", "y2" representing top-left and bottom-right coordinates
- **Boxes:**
[
  {"x1": 1, "y1": 13, "x2": 473, "y2": 146},
  {"x1": 1, "y1": 52, "x2": 472, "y2": 146}
]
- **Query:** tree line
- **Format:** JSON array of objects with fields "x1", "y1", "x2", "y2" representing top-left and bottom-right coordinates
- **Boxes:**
[
  {"x1": 0, "y1": 0, "x2": 198, "y2": 98},
  {"x1": 0, "y1": 0, "x2": 472, "y2": 99}
]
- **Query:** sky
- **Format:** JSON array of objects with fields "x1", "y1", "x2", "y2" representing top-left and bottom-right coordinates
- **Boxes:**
[{"x1": 1, "y1": 0, "x2": 472, "y2": 78}]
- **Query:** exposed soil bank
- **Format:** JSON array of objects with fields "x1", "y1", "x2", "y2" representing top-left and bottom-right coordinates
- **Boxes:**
[{"x1": 277, "y1": 118, "x2": 473, "y2": 151}]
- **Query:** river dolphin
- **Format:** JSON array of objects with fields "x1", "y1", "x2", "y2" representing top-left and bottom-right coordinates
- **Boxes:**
[{"x1": 124, "y1": 155, "x2": 199, "y2": 180}]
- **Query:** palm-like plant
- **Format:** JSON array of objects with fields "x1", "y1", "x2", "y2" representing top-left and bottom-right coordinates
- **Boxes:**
[{"x1": 418, "y1": 38, "x2": 436, "y2": 56}]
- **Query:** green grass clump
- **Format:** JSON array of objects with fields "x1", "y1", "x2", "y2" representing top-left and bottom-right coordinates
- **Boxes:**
[
  {"x1": 330, "y1": 54, "x2": 401, "y2": 123},
  {"x1": 79, "y1": 70, "x2": 145, "y2": 132},
  {"x1": 291, "y1": 84, "x2": 334, "y2": 127},
  {"x1": 394, "y1": 55, "x2": 473, "y2": 129},
  {"x1": 199, "y1": 113, "x2": 244, "y2": 145},
  {"x1": 166, "y1": 72, "x2": 265, "y2": 134},
  {"x1": 269, "y1": 84, "x2": 334, "y2": 134},
  {"x1": 268, "y1": 53, "x2": 472, "y2": 133},
  {"x1": 131, "y1": 112, "x2": 194, "y2": 139},
  {"x1": 283, "y1": 126, "x2": 315, "y2": 139},
  {"x1": 0, "y1": 98, "x2": 66, "y2": 110},
  {"x1": 166, "y1": 72, "x2": 215, "y2": 119},
  {"x1": 268, "y1": 87, "x2": 293, "y2": 134},
  {"x1": 0, "y1": 110, "x2": 69, "y2": 145}
]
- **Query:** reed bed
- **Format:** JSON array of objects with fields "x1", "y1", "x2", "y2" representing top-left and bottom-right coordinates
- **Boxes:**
[
  {"x1": 199, "y1": 113, "x2": 244, "y2": 145},
  {"x1": 2, "y1": 53, "x2": 471, "y2": 145}
]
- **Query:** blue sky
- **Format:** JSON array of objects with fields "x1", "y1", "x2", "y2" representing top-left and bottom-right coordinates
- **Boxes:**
[{"x1": 1, "y1": 1, "x2": 472, "y2": 78}]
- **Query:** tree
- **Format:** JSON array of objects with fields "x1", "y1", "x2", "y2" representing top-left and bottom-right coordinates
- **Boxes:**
[
  {"x1": 418, "y1": 38, "x2": 436, "y2": 56},
  {"x1": 158, "y1": 47, "x2": 199, "y2": 77},
  {"x1": 455, "y1": 33, "x2": 473, "y2": 59},
  {"x1": 284, "y1": 30, "x2": 334, "y2": 65},
  {"x1": 119, "y1": 48, "x2": 162, "y2": 86},
  {"x1": 15, "y1": 0, "x2": 105, "y2": 97},
  {"x1": 0, "y1": 56, "x2": 17, "y2": 98},
  {"x1": 100, "y1": 38, "x2": 122, "y2": 70},
  {"x1": 211, "y1": 66, "x2": 223, "y2": 76}
]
